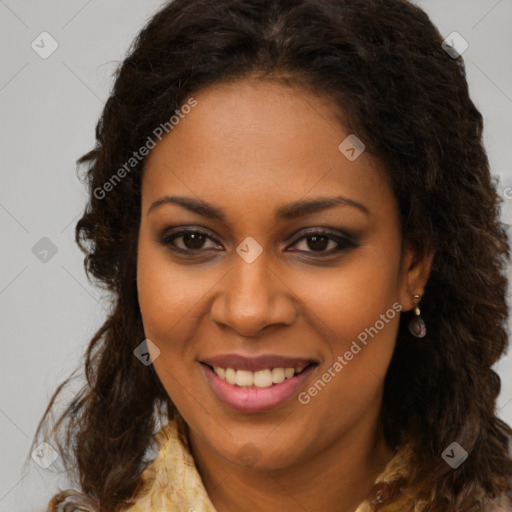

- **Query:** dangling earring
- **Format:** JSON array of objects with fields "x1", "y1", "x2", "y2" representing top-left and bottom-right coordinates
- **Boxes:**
[{"x1": 408, "y1": 293, "x2": 426, "y2": 338}]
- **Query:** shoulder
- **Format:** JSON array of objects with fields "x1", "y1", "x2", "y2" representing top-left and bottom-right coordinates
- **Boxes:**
[{"x1": 46, "y1": 489, "x2": 100, "y2": 512}]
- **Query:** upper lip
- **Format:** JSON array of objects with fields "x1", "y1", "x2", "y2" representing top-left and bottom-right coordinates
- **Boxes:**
[{"x1": 200, "y1": 354, "x2": 318, "y2": 371}]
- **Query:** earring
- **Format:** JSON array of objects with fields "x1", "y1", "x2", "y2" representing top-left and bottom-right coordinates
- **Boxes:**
[{"x1": 408, "y1": 294, "x2": 426, "y2": 338}]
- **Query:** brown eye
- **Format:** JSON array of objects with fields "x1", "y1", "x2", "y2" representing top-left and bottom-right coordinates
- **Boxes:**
[
  {"x1": 180, "y1": 232, "x2": 207, "y2": 250},
  {"x1": 159, "y1": 227, "x2": 359, "y2": 258},
  {"x1": 289, "y1": 230, "x2": 359, "y2": 256},
  {"x1": 301, "y1": 234, "x2": 331, "y2": 252},
  {"x1": 159, "y1": 229, "x2": 221, "y2": 253}
]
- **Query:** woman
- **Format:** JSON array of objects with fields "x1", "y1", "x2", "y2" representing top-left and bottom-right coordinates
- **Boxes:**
[{"x1": 32, "y1": 0, "x2": 512, "y2": 510}]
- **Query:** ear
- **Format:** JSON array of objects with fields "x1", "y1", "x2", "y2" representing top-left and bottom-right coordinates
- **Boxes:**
[{"x1": 398, "y1": 243, "x2": 435, "y2": 312}]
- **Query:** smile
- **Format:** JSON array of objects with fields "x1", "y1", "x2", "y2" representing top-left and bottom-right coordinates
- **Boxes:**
[
  {"x1": 200, "y1": 360, "x2": 318, "y2": 413},
  {"x1": 210, "y1": 365, "x2": 308, "y2": 388}
]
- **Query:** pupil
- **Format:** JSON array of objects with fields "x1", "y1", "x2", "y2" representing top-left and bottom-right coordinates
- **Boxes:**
[
  {"x1": 184, "y1": 233, "x2": 205, "y2": 250},
  {"x1": 308, "y1": 235, "x2": 328, "y2": 251}
]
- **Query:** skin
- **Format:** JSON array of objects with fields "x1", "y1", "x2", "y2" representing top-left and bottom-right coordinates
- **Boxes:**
[{"x1": 136, "y1": 78, "x2": 434, "y2": 512}]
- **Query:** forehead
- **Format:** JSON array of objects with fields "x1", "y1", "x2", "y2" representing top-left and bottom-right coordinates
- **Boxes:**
[{"x1": 141, "y1": 79, "x2": 394, "y2": 224}]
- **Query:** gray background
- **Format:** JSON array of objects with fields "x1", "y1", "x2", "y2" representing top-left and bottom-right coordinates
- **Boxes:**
[{"x1": 1, "y1": 1, "x2": 511, "y2": 510}]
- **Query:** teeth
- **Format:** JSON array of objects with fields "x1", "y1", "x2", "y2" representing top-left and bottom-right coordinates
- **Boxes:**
[
  {"x1": 235, "y1": 370, "x2": 253, "y2": 387},
  {"x1": 284, "y1": 368, "x2": 295, "y2": 379},
  {"x1": 254, "y1": 369, "x2": 272, "y2": 388},
  {"x1": 212, "y1": 365, "x2": 309, "y2": 388},
  {"x1": 225, "y1": 368, "x2": 236, "y2": 385},
  {"x1": 271, "y1": 367, "x2": 285, "y2": 384}
]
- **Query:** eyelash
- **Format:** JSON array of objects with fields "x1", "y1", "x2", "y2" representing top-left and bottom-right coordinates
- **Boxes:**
[{"x1": 158, "y1": 227, "x2": 360, "y2": 257}]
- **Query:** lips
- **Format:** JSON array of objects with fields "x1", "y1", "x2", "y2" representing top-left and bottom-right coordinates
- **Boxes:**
[{"x1": 199, "y1": 353, "x2": 319, "y2": 413}]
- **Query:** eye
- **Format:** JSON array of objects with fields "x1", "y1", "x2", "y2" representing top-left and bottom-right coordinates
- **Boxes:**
[
  {"x1": 159, "y1": 227, "x2": 359, "y2": 257},
  {"x1": 159, "y1": 228, "x2": 221, "y2": 253},
  {"x1": 288, "y1": 229, "x2": 359, "y2": 256}
]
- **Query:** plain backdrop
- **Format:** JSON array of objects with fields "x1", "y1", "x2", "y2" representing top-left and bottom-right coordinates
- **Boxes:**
[{"x1": 1, "y1": 1, "x2": 511, "y2": 510}]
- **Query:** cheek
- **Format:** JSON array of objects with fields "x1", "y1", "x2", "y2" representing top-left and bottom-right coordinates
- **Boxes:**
[
  {"x1": 289, "y1": 248, "x2": 402, "y2": 396},
  {"x1": 136, "y1": 241, "x2": 204, "y2": 404},
  {"x1": 137, "y1": 234, "x2": 202, "y2": 339},
  {"x1": 294, "y1": 252, "x2": 401, "y2": 338},
  {"x1": 136, "y1": 236, "x2": 230, "y2": 380},
  {"x1": 136, "y1": 246, "x2": 190, "y2": 371}
]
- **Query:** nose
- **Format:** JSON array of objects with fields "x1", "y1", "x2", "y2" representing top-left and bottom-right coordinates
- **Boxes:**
[{"x1": 209, "y1": 251, "x2": 297, "y2": 337}]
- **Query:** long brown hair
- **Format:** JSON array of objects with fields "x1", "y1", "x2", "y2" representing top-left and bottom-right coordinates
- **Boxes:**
[{"x1": 31, "y1": 0, "x2": 512, "y2": 510}]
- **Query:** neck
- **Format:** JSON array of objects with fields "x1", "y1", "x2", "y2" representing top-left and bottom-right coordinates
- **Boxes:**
[{"x1": 187, "y1": 402, "x2": 395, "y2": 512}]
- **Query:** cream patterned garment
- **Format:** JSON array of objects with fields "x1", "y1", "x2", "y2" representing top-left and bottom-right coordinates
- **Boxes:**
[{"x1": 123, "y1": 417, "x2": 218, "y2": 512}]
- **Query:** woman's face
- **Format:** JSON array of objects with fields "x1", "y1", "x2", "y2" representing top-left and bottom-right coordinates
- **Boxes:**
[{"x1": 137, "y1": 78, "x2": 430, "y2": 471}]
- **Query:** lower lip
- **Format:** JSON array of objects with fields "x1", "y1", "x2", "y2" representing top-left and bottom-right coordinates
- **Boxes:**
[{"x1": 201, "y1": 363, "x2": 317, "y2": 413}]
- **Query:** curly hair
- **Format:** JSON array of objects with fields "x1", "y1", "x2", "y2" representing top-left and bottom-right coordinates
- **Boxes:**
[{"x1": 30, "y1": 0, "x2": 512, "y2": 510}]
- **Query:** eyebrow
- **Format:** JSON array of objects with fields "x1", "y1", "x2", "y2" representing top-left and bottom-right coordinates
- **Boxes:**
[{"x1": 147, "y1": 195, "x2": 369, "y2": 220}]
